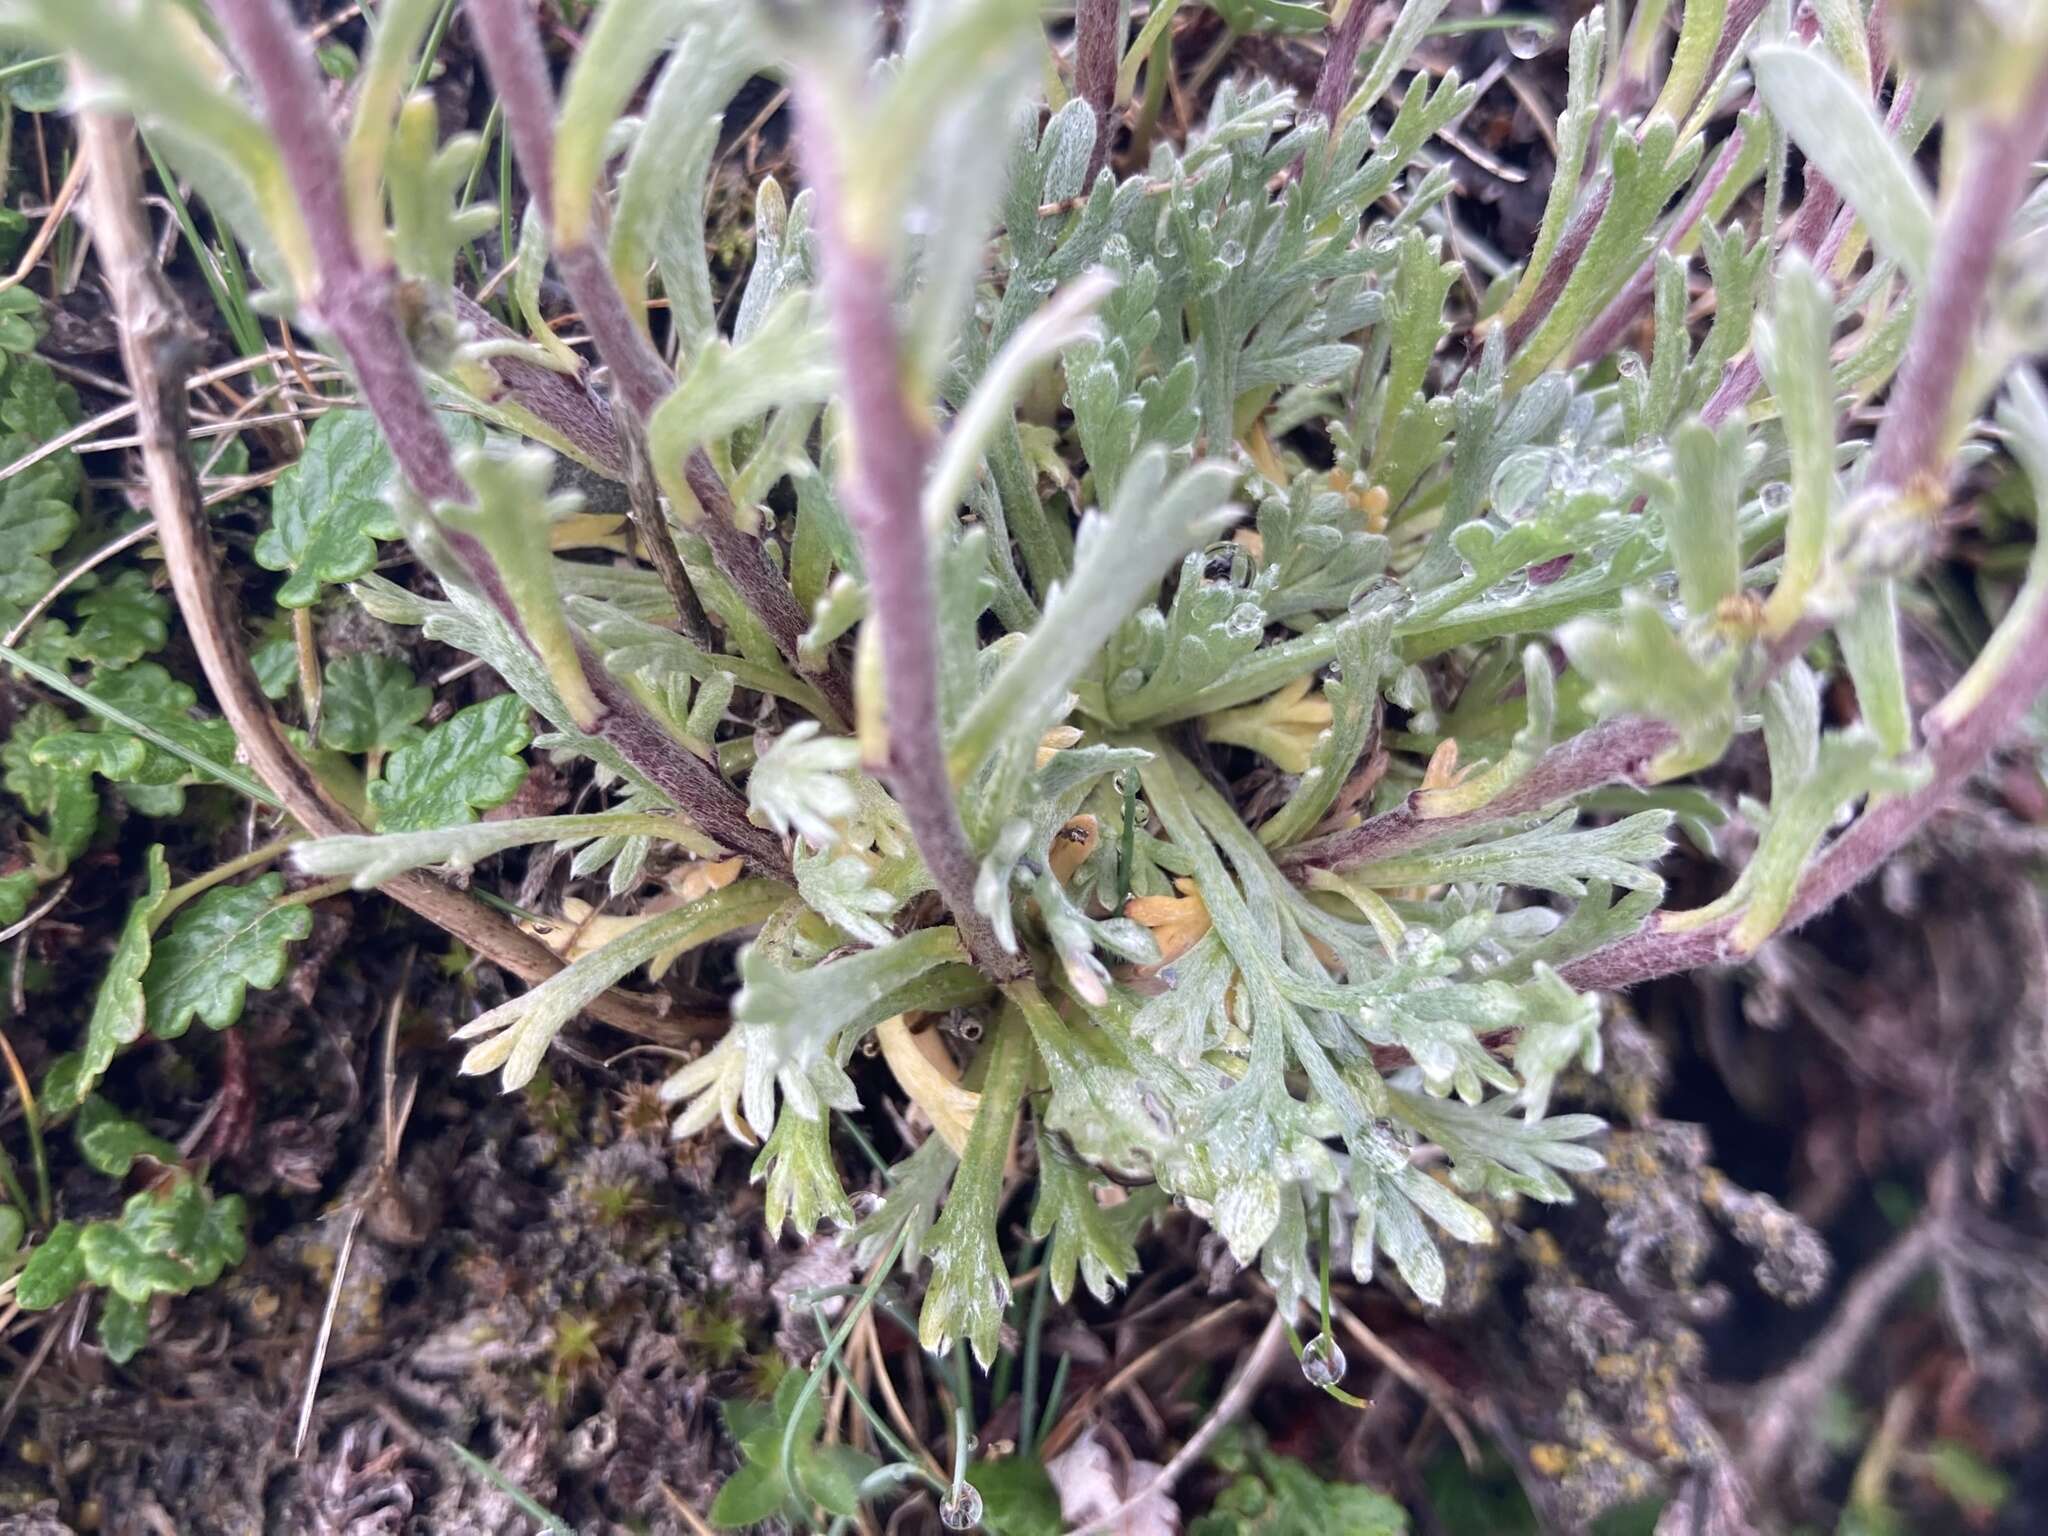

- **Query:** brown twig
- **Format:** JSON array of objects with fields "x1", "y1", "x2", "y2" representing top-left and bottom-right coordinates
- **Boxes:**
[
  {"x1": 1063, "y1": 1310, "x2": 1288, "y2": 1536},
  {"x1": 1739, "y1": 1215, "x2": 1938, "y2": 1487},
  {"x1": 73, "y1": 101, "x2": 691, "y2": 1046}
]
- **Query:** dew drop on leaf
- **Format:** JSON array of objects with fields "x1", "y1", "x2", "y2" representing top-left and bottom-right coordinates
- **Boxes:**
[
  {"x1": 1300, "y1": 1330, "x2": 1347, "y2": 1387},
  {"x1": 1506, "y1": 25, "x2": 1549, "y2": 60},
  {"x1": 1491, "y1": 448, "x2": 1561, "y2": 519},
  {"x1": 939, "y1": 1483, "x2": 984, "y2": 1530},
  {"x1": 1760, "y1": 481, "x2": 1794, "y2": 514}
]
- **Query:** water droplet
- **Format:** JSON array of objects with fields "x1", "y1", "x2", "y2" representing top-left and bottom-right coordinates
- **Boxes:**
[
  {"x1": 859, "y1": 1035, "x2": 880, "y2": 1057},
  {"x1": 1217, "y1": 238, "x2": 1246, "y2": 268},
  {"x1": 957, "y1": 1018, "x2": 984, "y2": 1043},
  {"x1": 1760, "y1": 480, "x2": 1793, "y2": 514},
  {"x1": 851, "y1": 1191, "x2": 883, "y2": 1220},
  {"x1": 1223, "y1": 604, "x2": 1266, "y2": 641},
  {"x1": 1398, "y1": 926, "x2": 1442, "y2": 963},
  {"x1": 940, "y1": 1484, "x2": 984, "y2": 1530},
  {"x1": 1506, "y1": 25, "x2": 1549, "y2": 61},
  {"x1": 1491, "y1": 448, "x2": 1561, "y2": 520},
  {"x1": 1617, "y1": 355, "x2": 1644, "y2": 380},
  {"x1": 1300, "y1": 1331, "x2": 1347, "y2": 1387}
]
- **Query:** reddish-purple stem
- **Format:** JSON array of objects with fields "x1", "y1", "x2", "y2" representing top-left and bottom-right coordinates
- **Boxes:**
[
  {"x1": 1702, "y1": 0, "x2": 1773, "y2": 85},
  {"x1": 791, "y1": 75, "x2": 1026, "y2": 981},
  {"x1": 1280, "y1": 716, "x2": 1681, "y2": 874},
  {"x1": 1310, "y1": 0, "x2": 1376, "y2": 126},
  {"x1": 451, "y1": 290, "x2": 626, "y2": 475},
  {"x1": 1566, "y1": 63, "x2": 2048, "y2": 992},
  {"x1": 211, "y1": 0, "x2": 781, "y2": 871},
  {"x1": 1501, "y1": 179, "x2": 1612, "y2": 356},
  {"x1": 1571, "y1": 118, "x2": 1749, "y2": 368},
  {"x1": 1075, "y1": 0, "x2": 1120, "y2": 184},
  {"x1": 464, "y1": 0, "x2": 852, "y2": 723},
  {"x1": 1509, "y1": 0, "x2": 1773, "y2": 360}
]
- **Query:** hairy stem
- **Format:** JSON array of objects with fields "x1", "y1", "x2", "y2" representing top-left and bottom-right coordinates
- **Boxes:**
[
  {"x1": 791, "y1": 72, "x2": 1027, "y2": 981},
  {"x1": 1074, "y1": 0, "x2": 1121, "y2": 184},
  {"x1": 448, "y1": 289, "x2": 626, "y2": 477},
  {"x1": 73, "y1": 100, "x2": 698, "y2": 1045},
  {"x1": 463, "y1": 0, "x2": 853, "y2": 724},
  {"x1": 210, "y1": 0, "x2": 782, "y2": 873},
  {"x1": 1310, "y1": 0, "x2": 1377, "y2": 126},
  {"x1": 1280, "y1": 716, "x2": 1679, "y2": 873}
]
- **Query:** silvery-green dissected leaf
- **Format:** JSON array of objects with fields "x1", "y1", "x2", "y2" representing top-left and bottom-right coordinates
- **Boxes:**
[
  {"x1": 949, "y1": 450, "x2": 1239, "y2": 781},
  {"x1": 141, "y1": 874, "x2": 312, "y2": 1040},
  {"x1": 1345, "y1": 1126, "x2": 1491, "y2": 1305},
  {"x1": 1259, "y1": 611, "x2": 1393, "y2": 848},
  {"x1": 1509, "y1": 118, "x2": 1705, "y2": 387},
  {"x1": 421, "y1": 441, "x2": 603, "y2": 730},
  {"x1": 1342, "y1": 0, "x2": 1455, "y2": 124},
  {"x1": 852, "y1": 1134, "x2": 958, "y2": 1273},
  {"x1": 613, "y1": 6, "x2": 765, "y2": 352},
  {"x1": 648, "y1": 295, "x2": 835, "y2": 510},
  {"x1": 730, "y1": 925, "x2": 971, "y2": 1135},
  {"x1": 1647, "y1": 418, "x2": 1747, "y2": 621},
  {"x1": 297, "y1": 809, "x2": 709, "y2": 888},
  {"x1": 457, "y1": 880, "x2": 789, "y2": 1091},
  {"x1": 746, "y1": 722, "x2": 862, "y2": 849},
  {"x1": 1752, "y1": 42, "x2": 1934, "y2": 282},
  {"x1": 752, "y1": 1108, "x2": 854, "y2": 1236},
  {"x1": 1506, "y1": 964, "x2": 1603, "y2": 1120},
  {"x1": 1029, "y1": 1131, "x2": 1158, "y2": 1304},
  {"x1": 576, "y1": 595, "x2": 835, "y2": 719},
  {"x1": 79, "y1": 845, "x2": 170, "y2": 1098},
  {"x1": 367, "y1": 693, "x2": 532, "y2": 833},
  {"x1": 1670, "y1": 668, "x2": 1926, "y2": 955},
  {"x1": 552, "y1": 0, "x2": 701, "y2": 239},
  {"x1": 1253, "y1": 470, "x2": 1391, "y2": 623},
  {"x1": 794, "y1": 843, "x2": 917, "y2": 947},
  {"x1": 1561, "y1": 595, "x2": 1740, "y2": 780},
  {"x1": 918, "y1": 1011, "x2": 1031, "y2": 1365},
  {"x1": 318, "y1": 653, "x2": 431, "y2": 754},
  {"x1": 1351, "y1": 809, "x2": 1673, "y2": 900},
  {"x1": 1755, "y1": 256, "x2": 1841, "y2": 623},
  {"x1": 387, "y1": 96, "x2": 494, "y2": 285},
  {"x1": 925, "y1": 272, "x2": 1114, "y2": 537},
  {"x1": 1391, "y1": 1090, "x2": 1605, "y2": 1204}
]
